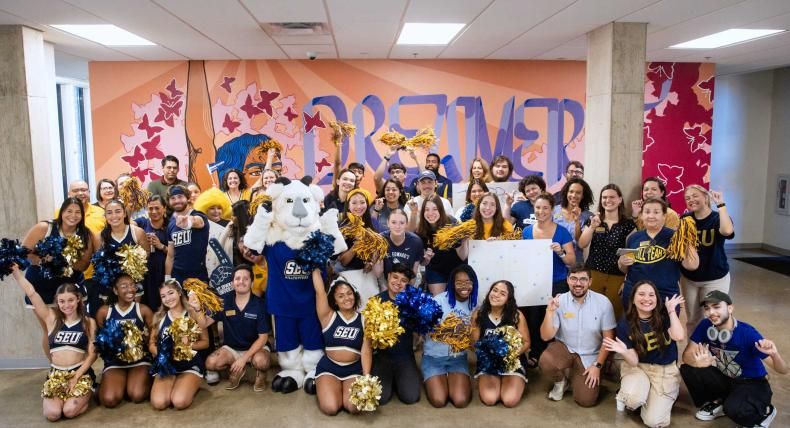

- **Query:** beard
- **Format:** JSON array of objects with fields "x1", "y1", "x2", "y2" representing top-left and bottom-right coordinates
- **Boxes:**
[{"x1": 711, "y1": 310, "x2": 730, "y2": 327}]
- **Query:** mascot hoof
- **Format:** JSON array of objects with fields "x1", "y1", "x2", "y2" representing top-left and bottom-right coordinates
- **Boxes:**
[
  {"x1": 272, "y1": 375, "x2": 285, "y2": 392},
  {"x1": 280, "y1": 377, "x2": 299, "y2": 394},
  {"x1": 304, "y1": 378, "x2": 317, "y2": 395}
]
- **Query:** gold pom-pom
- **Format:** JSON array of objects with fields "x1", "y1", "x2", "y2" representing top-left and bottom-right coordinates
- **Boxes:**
[
  {"x1": 340, "y1": 214, "x2": 389, "y2": 264},
  {"x1": 62, "y1": 235, "x2": 85, "y2": 277},
  {"x1": 248, "y1": 193, "x2": 272, "y2": 218},
  {"x1": 41, "y1": 370, "x2": 92, "y2": 400},
  {"x1": 120, "y1": 321, "x2": 145, "y2": 363},
  {"x1": 183, "y1": 278, "x2": 223, "y2": 316},
  {"x1": 496, "y1": 227, "x2": 523, "y2": 241},
  {"x1": 169, "y1": 316, "x2": 201, "y2": 361},
  {"x1": 349, "y1": 375, "x2": 383, "y2": 412},
  {"x1": 116, "y1": 244, "x2": 148, "y2": 282},
  {"x1": 404, "y1": 127, "x2": 436, "y2": 150},
  {"x1": 430, "y1": 313, "x2": 472, "y2": 353},
  {"x1": 256, "y1": 138, "x2": 283, "y2": 155},
  {"x1": 362, "y1": 296, "x2": 404, "y2": 350},
  {"x1": 119, "y1": 177, "x2": 150, "y2": 214},
  {"x1": 667, "y1": 216, "x2": 698, "y2": 261},
  {"x1": 329, "y1": 121, "x2": 356, "y2": 146},
  {"x1": 379, "y1": 129, "x2": 406, "y2": 147},
  {"x1": 495, "y1": 325, "x2": 524, "y2": 372},
  {"x1": 434, "y1": 220, "x2": 477, "y2": 250}
]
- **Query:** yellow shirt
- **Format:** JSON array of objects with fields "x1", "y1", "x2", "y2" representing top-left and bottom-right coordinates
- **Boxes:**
[
  {"x1": 481, "y1": 220, "x2": 514, "y2": 240},
  {"x1": 252, "y1": 260, "x2": 268, "y2": 296}
]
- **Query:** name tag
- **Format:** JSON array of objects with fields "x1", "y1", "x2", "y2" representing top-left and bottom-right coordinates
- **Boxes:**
[
  {"x1": 639, "y1": 241, "x2": 650, "y2": 247},
  {"x1": 225, "y1": 310, "x2": 237, "y2": 317},
  {"x1": 563, "y1": 312, "x2": 576, "y2": 319},
  {"x1": 243, "y1": 313, "x2": 258, "y2": 320},
  {"x1": 595, "y1": 227, "x2": 605, "y2": 233}
]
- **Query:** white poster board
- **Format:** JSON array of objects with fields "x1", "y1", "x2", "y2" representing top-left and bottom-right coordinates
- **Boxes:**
[
  {"x1": 452, "y1": 181, "x2": 520, "y2": 210},
  {"x1": 468, "y1": 239, "x2": 553, "y2": 307}
]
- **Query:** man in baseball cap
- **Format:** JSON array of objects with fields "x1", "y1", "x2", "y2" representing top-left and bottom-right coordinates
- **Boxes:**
[
  {"x1": 403, "y1": 169, "x2": 453, "y2": 225},
  {"x1": 681, "y1": 290, "x2": 787, "y2": 427}
]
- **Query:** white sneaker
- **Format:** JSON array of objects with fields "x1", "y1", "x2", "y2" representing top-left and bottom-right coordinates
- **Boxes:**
[
  {"x1": 756, "y1": 405, "x2": 777, "y2": 428},
  {"x1": 205, "y1": 370, "x2": 220, "y2": 385},
  {"x1": 616, "y1": 399, "x2": 626, "y2": 412},
  {"x1": 547, "y1": 378, "x2": 569, "y2": 401},
  {"x1": 695, "y1": 401, "x2": 725, "y2": 421}
]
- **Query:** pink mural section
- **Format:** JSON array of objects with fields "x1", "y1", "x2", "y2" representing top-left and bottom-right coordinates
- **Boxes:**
[{"x1": 643, "y1": 62, "x2": 715, "y2": 210}]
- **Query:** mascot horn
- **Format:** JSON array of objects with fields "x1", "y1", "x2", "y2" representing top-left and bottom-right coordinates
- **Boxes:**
[{"x1": 243, "y1": 176, "x2": 346, "y2": 394}]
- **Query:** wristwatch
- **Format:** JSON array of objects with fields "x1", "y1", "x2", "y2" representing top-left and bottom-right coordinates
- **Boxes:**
[{"x1": 594, "y1": 362, "x2": 603, "y2": 369}]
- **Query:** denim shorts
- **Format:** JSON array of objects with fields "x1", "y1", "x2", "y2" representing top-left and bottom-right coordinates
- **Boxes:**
[{"x1": 421, "y1": 354, "x2": 470, "y2": 380}]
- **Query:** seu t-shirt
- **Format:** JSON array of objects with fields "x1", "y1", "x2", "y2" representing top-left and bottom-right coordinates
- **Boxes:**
[
  {"x1": 616, "y1": 317, "x2": 677, "y2": 365},
  {"x1": 680, "y1": 211, "x2": 734, "y2": 282}
]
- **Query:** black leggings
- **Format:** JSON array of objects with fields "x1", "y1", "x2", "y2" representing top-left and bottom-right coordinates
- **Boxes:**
[
  {"x1": 371, "y1": 353, "x2": 421, "y2": 405},
  {"x1": 680, "y1": 364, "x2": 772, "y2": 427}
]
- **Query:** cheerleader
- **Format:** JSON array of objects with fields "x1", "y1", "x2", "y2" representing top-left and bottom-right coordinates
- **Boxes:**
[
  {"x1": 22, "y1": 197, "x2": 98, "y2": 354},
  {"x1": 95, "y1": 274, "x2": 154, "y2": 407},
  {"x1": 148, "y1": 279, "x2": 209, "y2": 410},
  {"x1": 98, "y1": 199, "x2": 149, "y2": 302},
  {"x1": 312, "y1": 271, "x2": 372, "y2": 415},
  {"x1": 471, "y1": 280, "x2": 530, "y2": 408},
  {"x1": 10, "y1": 265, "x2": 96, "y2": 421}
]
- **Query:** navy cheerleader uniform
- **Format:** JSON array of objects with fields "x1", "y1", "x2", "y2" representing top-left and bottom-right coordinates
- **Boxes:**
[
  {"x1": 25, "y1": 222, "x2": 84, "y2": 307},
  {"x1": 315, "y1": 312, "x2": 364, "y2": 380},
  {"x1": 104, "y1": 226, "x2": 144, "y2": 297},
  {"x1": 102, "y1": 302, "x2": 151, "y2": 372},
  {"x1": 156, "y1": 312, "x2": 205, "y2": 377},
  {"x1": 475, "y1": 314, "x2": 527, "y2": 381},
  {"x1": 43, "y1": 319, "x2": 97, "y2": 396}
]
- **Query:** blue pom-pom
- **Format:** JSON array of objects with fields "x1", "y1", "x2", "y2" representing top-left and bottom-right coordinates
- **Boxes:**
[
  {"x1": 150, "y1": 335, "x2": 177, "y2": 377},
  {"x1": 460, "y1": 203, "x2": 474, "y2": 221},
  {"x1": 91, "y1": 245, "x2": 122, "y2": 295},
  {"x1": 34, "y1": 235, "x2": 67, "y2": 279},
  {"x1": 0, "y1": 238, "x2": 30, "y2": 279},
  {"x1": 296, "y1": 231, "x2": 335, "y2": 272},
  {"x1": 395, "y1": 286, "x2": 443, "y2": 335},
  {"x1": 475, "y1": 331, "x2": 509, "y2": 375},
  {"x1": 95, "y1": 319, "x2": 125, "y2": 361}
]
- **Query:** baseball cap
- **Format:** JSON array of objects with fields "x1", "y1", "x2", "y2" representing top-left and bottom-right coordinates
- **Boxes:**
[
  {"x1": 699, "y1": 290, "x2": 732, "y2": 306},
  {"x1": 417, "y1": 170, "x2": 436, "y2": 181}
]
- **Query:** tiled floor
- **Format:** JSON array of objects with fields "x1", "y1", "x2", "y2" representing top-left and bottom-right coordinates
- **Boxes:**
[{"x1": 1, "y1": 251, "x2": 787, "y2": 427}]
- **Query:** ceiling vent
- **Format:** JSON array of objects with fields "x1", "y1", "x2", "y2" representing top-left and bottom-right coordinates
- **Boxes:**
[{"x1": 261, "y1": 22, "x2": 330, "y2": 36}]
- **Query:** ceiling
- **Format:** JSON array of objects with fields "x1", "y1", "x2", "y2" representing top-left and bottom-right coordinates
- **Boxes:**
[{"x1": 1, "y1": 0, "x2": 789, "y2": 76}]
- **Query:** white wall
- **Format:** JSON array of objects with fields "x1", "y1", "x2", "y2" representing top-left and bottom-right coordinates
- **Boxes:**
[
  {"x1": 711, "y1": 70, "x2": 774, "y2": 245},
  {"x1": 764, "y1": 67, "x2": 790, "y2": 252}
]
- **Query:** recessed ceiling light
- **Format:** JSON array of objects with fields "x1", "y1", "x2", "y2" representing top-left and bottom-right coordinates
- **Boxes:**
[
  {"x1": 52, "y1": 24, "x2": 155, "y2": 46},
  {"x1": 670, "y1": 29, "x2": 785, "y2": 49},
  {"x1": 397, "y1": 23, "x2": 465, "y2": 45}
]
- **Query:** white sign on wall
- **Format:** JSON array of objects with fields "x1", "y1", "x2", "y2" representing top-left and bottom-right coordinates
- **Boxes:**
[{"x1": 468, "y1": 239, "x2": 553, "y2": 307}]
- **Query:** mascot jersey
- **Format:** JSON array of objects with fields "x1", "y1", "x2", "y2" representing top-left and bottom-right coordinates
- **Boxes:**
[{"x1": 263, "y1": 242, "x2": 316, "y2": 318}]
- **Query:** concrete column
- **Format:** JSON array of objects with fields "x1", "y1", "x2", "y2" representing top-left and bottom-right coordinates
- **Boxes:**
[
  {"x1": 0, "y1": 25, "x2": 54, "y2": 368},
  {"x1": 585, "y1": 22, "x2": 646, "y2": 201}
]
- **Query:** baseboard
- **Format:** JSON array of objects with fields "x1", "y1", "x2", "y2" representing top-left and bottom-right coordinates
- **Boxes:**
[
  {"x1": 724, "y1": 243, "x2": 763, "y2": 250},
  {"x1": 0, "y1": 357, "x2": 49, "y2": 370},
  {"x1": 762, "y1": 244, "x2": 790, "y2": 256}
]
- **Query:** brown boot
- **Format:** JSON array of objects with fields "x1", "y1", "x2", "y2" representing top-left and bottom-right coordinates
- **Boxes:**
[
  {"x1": 225, "y1": 367, "x2": 247, "y2": 390},
  {"x1": 253, "y1": 369, "x2": 267, "y2": 392}
]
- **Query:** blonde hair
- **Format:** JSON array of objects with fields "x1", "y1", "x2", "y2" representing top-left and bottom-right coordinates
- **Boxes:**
[
  {"x1": 684, "y1": 185, "x2": 711, "y2": 208},
  {"x1": 152, "y1": 279, "x2": 189, "y2": 330}
]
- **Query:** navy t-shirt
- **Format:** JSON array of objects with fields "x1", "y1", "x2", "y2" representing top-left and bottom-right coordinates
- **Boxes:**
[
  {"x1": 167, "y1": 210, "x2": 209, "y2": 280},
  {"x1": 680, "y1": 211, "x2": 734, "y2": 281},
  {"x1": 263, "y1": 242, "x2": 316, "y2": 317},
  {"x1": 376, "y1": 290, "x2": 414, "y2": 357},
  {"x1": 382, "y1": 231, "x2": 424, "y2": 275},
  {"x1": 523, "y1": 224, "x2": 573, "y2": 282},
  {"x1": 510, "y1": 200, "x2": 536, "y2": 228},
  {"x1": 690, "y1": 318, "x2": 768, "y2": 379},
  {"x1": 213, "y1": 292, "x2": 271, "y2": 350},
  {"x1": 616, "y1": 317, "x2": 677, "y2": 365},
  {"x1": 623, "y1": 227, "x2": 680, "y2": 301}
]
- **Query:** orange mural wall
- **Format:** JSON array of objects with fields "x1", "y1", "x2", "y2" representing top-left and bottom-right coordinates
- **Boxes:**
[{"x1": 89, "y1": 60, "x2": 586, "y2": 194}]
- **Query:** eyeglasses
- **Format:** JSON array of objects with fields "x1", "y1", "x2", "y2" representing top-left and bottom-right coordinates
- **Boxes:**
[
  {"x1": 568, "y1": 169, "x2": 584, "y2": 177},
  {"x1": 567, "y1": 276, "x2": 590, "y2": 284}
]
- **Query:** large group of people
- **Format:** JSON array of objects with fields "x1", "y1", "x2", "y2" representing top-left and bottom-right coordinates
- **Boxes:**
[{"x1": 6, "y1": 148, "x2": 785, "y2": 428}]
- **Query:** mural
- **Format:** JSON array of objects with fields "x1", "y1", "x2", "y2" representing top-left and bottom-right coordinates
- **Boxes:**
[
  {"x1": 90, "y1": 60, "x2": 586, "y2": 193},
  {"x1": 643, "y1": 62, "x2": 715, "y2": 210}
]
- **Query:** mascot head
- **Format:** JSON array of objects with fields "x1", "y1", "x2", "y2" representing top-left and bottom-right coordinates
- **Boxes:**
[{"x1": 265, "y1": 176, "x2": 323, "y2": 245}]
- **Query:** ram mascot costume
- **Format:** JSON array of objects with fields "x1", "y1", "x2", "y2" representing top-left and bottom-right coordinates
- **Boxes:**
[{"x1": 243, "y1": 176, "x2": 346, "y2": 394}]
